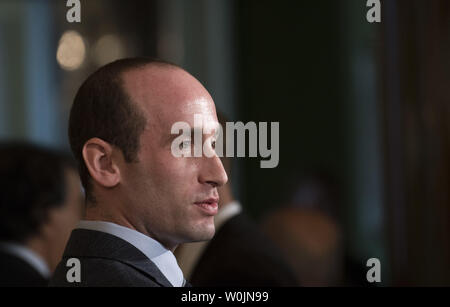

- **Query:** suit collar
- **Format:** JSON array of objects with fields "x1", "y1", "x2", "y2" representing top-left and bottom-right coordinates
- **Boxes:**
[
  {"x1": 76, "y1": 220, "x2": 184, "y2": 287},
  {"x1": 63, "y1": 229, "x2": 173, "y2": 287}
]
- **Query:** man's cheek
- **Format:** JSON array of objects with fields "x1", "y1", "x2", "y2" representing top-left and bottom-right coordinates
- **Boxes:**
[{"x1": 168, "y1": 157, "x2": 198, "y2": 174}]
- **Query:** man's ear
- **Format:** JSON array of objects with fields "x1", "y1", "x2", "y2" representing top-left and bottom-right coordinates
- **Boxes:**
[{"x1": 82, "y1": 138, "x2": 121, "y2": 188}]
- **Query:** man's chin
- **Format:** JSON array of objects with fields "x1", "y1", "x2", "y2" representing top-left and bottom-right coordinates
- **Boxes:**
[{"x1": 186, "y1": 224, "x2": 216, "y2": 242}]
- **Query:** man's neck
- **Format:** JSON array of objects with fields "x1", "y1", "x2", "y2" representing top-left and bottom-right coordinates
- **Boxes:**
[{"x1": 84, "y1": 207, "x2": 178, "y2": 252}]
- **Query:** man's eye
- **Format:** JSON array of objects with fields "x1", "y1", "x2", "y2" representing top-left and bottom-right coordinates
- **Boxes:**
[
  {"x1": 211, "y1": 140, "x2": 216, "y2": 149},
  {"x1": 179, "y1": 140, "x2": 191, "y2": 150}
]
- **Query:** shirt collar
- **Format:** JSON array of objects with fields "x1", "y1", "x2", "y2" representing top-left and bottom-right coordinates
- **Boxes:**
[
  {"x1": 76, "y1": 220, "x2": 185, "y2": 287},
  {"x1": 0, "y1": 242, "x2": 50, "y2": 278}
]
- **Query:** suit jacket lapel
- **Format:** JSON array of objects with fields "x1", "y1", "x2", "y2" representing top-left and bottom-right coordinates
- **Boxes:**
[{"x1": 63, "y1": 229, "x2": 173, "y2": 287}]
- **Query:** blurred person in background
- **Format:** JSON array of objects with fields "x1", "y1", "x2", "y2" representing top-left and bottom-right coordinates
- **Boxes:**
[
  {"x1": 261, "y1": 174, "x2": 367, "y2": 286},
  {"x1": 174, "y1": 112, "x2": 298, "y2": 286},
  {"x1": 261, "y1": 206, "x2": 343, "y2": 286},
  {"x1": 0, "y1": 142, "x2": 83, "y2": 286}
]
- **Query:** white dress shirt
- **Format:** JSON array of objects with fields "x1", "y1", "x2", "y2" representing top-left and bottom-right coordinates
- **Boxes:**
[
  {"x1": 76, "y1": 220, "x2": 185, "y2": 287},
  {"x1": 175, "y1": 201, "x2": 242, "y2": 279},
  {"x1": 0, "y1": 242, "x2": 50, "y2": 278}
]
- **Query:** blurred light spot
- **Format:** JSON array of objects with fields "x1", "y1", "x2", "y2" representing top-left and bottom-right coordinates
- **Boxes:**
[
  {"x1": 56, "y1": 30, "x2": 86, "y2": 71},
  {"x1": 93, "y1": 34, "x2": 125, "y2": 67}
]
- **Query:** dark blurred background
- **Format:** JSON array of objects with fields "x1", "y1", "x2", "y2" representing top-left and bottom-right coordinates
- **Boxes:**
[{"x1": 0, "y1": 0, "x2": 449, "y2": 286}]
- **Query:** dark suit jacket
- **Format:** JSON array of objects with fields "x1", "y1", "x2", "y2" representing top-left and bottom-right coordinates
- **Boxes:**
[
  {"x1": 0, "y1": 249, "x2": 48, "y2": 287},
  {"x1": 189, "y1": 213, "x2": 299, "y2": 286},
  {"x1": 50, "y1": 229, "x2": 187, "y2": 287}
]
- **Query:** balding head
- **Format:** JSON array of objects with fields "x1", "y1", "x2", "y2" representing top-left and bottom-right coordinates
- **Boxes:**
[
  {"x1": 121, "y1": 64, "x2": 218, "y2": 148},
  {"x1": 122, "y1": 64, "x2": 214, "y2": 112}
]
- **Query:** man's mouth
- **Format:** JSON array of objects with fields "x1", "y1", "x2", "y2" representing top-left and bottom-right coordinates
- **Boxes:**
[{"x1": 193, "y1": 198, "x2": 219, "y2": 216}]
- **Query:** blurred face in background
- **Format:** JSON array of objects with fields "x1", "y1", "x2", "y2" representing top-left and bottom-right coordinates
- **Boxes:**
[
  {"x1": 41, "y1": 168, "x2": 83, "y2": 271},
  {"x1": 118, "y1": 65, "x2": 228, "y2": 250}
]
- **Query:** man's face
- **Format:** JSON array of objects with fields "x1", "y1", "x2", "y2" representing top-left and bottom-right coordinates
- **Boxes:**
[{"x1": 119, "y1": 66, "x2": 228, "y2": 249}]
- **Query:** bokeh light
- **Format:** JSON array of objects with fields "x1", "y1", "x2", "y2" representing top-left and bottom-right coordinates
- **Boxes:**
[{"x1": 56, "y1": 30, "x2": 86, "y2": 71}]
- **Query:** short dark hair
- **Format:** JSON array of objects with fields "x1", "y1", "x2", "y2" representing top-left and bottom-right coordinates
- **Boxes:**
[
  {"x1": 0, "y1": 142, "x2": 77, "y2": 243},
  {"x1": 68, "y1": 58, "x2": 175, "y2": 203}
]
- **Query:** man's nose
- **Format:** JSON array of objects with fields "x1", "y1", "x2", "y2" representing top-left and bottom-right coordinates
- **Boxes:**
[{"x1": 199, "y1": 155, "x2": 228, "y2": 188}]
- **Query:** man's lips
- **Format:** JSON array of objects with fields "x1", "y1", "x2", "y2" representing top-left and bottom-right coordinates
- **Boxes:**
[{"x1": 193, "y1": 198, "x2": 219, "y2": 216}]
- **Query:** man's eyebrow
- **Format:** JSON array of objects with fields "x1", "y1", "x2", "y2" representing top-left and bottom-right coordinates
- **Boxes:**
[
  {"x1": 165, "y1": 127, "x2": 195, "y2": 144},
  {"x1": 166, "y1": 126, "x2": 217, "y2": 143}
]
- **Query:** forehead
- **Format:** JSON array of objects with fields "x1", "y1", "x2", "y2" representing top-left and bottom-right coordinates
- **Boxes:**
[{"x1": 121, "y1": 65, "x2": 218, "y2": 128}]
